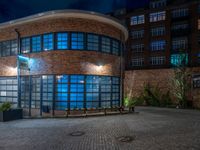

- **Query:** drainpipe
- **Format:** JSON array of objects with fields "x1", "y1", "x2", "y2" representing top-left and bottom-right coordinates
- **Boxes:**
[
  {"x1": 14, "y1": 29, "x2": 21, "y2": 108},
  {"x1": 120, "y1": 31, "x2": 125, "y2": 107}
]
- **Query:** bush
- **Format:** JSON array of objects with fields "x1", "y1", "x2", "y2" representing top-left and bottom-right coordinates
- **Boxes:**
[
  {"x1": 0, "y1": 102, "x2": 12, "y2": 112},
  {"x1": 140, "y1": 83, "x2": 172, "y2": 107}
]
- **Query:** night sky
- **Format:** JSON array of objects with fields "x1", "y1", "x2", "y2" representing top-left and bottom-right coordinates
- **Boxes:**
[{"x1": 0, "y1": 0, "x2": 149, "y2": 23}]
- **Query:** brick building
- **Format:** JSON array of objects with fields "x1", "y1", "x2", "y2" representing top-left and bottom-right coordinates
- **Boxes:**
[
  {"x1": 112, "y1": 0, "x2": 200, "y2": 108},
  {"x1": 0, "y1": 10, "x2": 128, "y2": 117}
]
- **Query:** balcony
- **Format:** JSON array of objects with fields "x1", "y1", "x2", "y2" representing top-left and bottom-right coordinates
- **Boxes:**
[{"x1": 171, "y1": 15, "x2": 190, "y2": 22}]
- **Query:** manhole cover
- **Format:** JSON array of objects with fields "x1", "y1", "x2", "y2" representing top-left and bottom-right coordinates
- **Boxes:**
[
  {"x1": 116, "y1": 136, "x2": 135, "y2": 143},
  {"x1": 69, "y1": 131, "x2": 85, "y2": 136}
]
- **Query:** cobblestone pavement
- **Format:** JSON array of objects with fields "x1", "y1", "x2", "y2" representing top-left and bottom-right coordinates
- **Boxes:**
[{"x1": 0, "y1": 107, "x2": 200, "y2": 150}]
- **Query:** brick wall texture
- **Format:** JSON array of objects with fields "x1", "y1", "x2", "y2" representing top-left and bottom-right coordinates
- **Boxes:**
[
  {"x1": 0, "y1": 17, "x2": 125, "y2": 77},
  {"x1": 124, "y1": 68, "x2": 200, "y2": 108}
]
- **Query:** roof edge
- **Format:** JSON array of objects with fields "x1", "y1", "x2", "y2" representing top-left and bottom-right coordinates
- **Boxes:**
[{"x1": 0, "y1": 9, "x2": 128, "y2": 41}]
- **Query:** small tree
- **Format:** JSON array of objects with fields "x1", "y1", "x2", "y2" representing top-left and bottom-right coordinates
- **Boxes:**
[{"x1": 171, "y1": 53, "x2": 191, "y2": 108}]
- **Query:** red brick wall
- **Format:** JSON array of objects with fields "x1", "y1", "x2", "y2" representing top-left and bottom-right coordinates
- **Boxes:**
[
  {"x1": 0, "y1": 51, "x2": 121, "y2": 77},
  {"x1": 124, "y1": 68, "x2": 200, "y2": 108},
  {"x1": 0, "y1": 17, "x2": 124, "y2": 77},
  {"x1": 0, "y1": 17, "x2": 125, "y2": 41}
]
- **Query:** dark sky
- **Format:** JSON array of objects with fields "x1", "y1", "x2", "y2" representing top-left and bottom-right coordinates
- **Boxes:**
[{"x1": 0, "y1": 0, "x2": 149, "y2": 23}]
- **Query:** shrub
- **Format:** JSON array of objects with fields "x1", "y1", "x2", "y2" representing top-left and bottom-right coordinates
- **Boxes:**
[
  {"x1": 0, "y1": 102, "x2": 12, "y2": 112},
  {"x1": 140, "y1": 83, "x2": 172, "y2": 107}
]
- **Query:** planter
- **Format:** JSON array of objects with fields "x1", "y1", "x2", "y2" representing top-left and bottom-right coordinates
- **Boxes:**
[{"x1": 0, "y1": 109, "x2": 23, "y2": 122}]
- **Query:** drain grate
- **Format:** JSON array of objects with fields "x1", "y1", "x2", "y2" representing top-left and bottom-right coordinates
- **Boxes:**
[
  {"x1": 116, "y1": 136, "x2": 135, "y2": 143},
  {"x1": 69, "y1": 131, "x2": 85, "y2": 136}
]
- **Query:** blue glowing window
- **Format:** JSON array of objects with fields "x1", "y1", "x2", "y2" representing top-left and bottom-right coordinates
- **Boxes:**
[
  {"x1": 87, "y1": 34, "x2": 99, "y2": 51},
  {"x1": 70, "y1": 84, "x2": 84, "y2": 92},
  {"x1": 21, "y1": 38, "x2": 31, "y2": 54},
  {"x1": 150, "y1": 40, "x2": 166, "y2": 51},
  {"x1": 57, "y1": 33, "x2": 68, "y2": 49},
  {"x1": 43, "y1": 34, "x2": 54, "y2": 51},
  {"x1": 86, "y1": 84, "x2": 99, "y2": 92},
  {"x1": 101, "y1": 37, "x2": 111, "y2": 53},
  {"x1": 32, "y1": 36, "x2": 41, "y2": 52},
  {"x1": 101, "y1": 76, "x2": 111, "y2": 84},
  {"x1": 170, "y1": 53, "x2": 188, "y2": 66},
  {"x1": 86, "y1": 76, "x2": 99, "y2": 84},
  {"x1": 71, "y1": 33, "x2": 84, "y2": 50},
  {"x1": 70, "y1": 75, "x2": 84, "y2": 83}
]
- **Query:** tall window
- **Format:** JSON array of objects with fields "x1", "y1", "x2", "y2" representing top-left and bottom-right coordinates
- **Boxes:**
[
  {"x1": 172, "y1": 8, "x2": 189, "y2": 18},
  {"x1": 150, "y1": 56, "x2": 165, "y2": 65},
  {"x1": 112, "y1": 40, "x2": 119, "y2": 55},
  {"x1": 43, "y1": 34, "x2": 54, "y2": 51},
  {"x1": 70, "y1": 75, "x2": 84, "y2": 109},
  {"x1": 150, "y1": 40, "x2": 166, "y2": 51},
  {"x1": 55, "y1": 75, "x2": 68, "y2": 110},
  {"x1": 32, "y1": 36, "x2": 41, "y2": 52},
  {"x1": 21, "y1": 38, "x2": 31, "y2": 54},
  {"x1": 131, "y1": 44, "x2": 144, "y2": 52},
  {"x1": 150, "y1": 11, "x2": 166, "y2": 22},
  {"x1": 87, "y1": 34, "x2": 99, "y2": 51},
  {"x1": 42, "y1": 75, "x2": 54, "y2": 109},
  {"x1": 86, "y1": 76, "x2": 99, "y2": 108},
  {"x1": 0, "y1": 77, "x2": 17, "y2": 107},
  {"x1": 11, "y1": 40, "x2": 18, "y2": 55},
  {"x1": 1, "y1": 41, "x2": 11, "y2": 56},
  {"x1": 112, "y1": 77, "x2": 120, "y2": 107},
  {"x1": 100, "y1": 76, "x2": 111, "y2": 108},
  {"x1": 172, "y1": 37, "x2": 188, "y2": 51},
  {"x1": 31, "y1": 77, "x2": 41, "y2": 109},
  {"x1": 170, "y1": 53, "x2": 188, "y2": 66},
  {"x1": 132, "y1": 58, "x2": 144, "y2": 67},
  {"x1": 71, "y1": 33, "x2": 84, "y2": 50},
  {"x1": 101, "y1": 37, "x2": 111, "y2": 53},
  {"x1": 57, "y1": 33, "x2": 68, "y2": 50},
  {"x1": 130, "y1": 15, "x2": 145, "y2": 25},
  {"x1": 151, "y1": 26, "x2": 165, "y2": 36},
  {"x1": 131, "y1": 29, "x2": 144, "y2": 39}
]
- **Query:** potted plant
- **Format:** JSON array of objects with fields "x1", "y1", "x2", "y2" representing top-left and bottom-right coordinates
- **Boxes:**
[{"x1": 0, "y1": 102, "x2": 23, "y2": 122}]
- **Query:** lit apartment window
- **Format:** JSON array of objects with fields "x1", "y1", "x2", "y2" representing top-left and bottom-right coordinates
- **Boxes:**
[
  {"x1": 198, "y1": 19, "x2": 200, "y2": 30},
  {"x1": 150, "y1": 11, "x2": 166, "y2": 22},
  {"x1": 150, "y1": 56, "x2": 165, "y2": 65},
  {"x1": 170, "y1": 53, "x2": 188, "y2": 66},
  {"x1": 151, "y1": 26, "x2": 165, "y2": 36},
  {"x1": 130, "y1": 15, "x2": 145, "y2": 25},
  {"x1": 132, "y1": 58, "x2": 144, "y2": 67},
  {"x1": 172, "y1": 8, "x2": 189, "y2": 18},
  {"x1": 150, "y1": 0, "x2": 166, "y2": 9},
  {"x1": 43, "y1": 34, "x2": 54, "y2": 51},
  {"x1": 21, "y1": 38, "x2": 31, "y2": 54},
  {"x1": 57, "y1": 33, "x2": 68, "y2": 49},
  {"x1": 71, "y1": 33, "x2": 84, "y2": 50},
  {"x1": 32, "y1": 36, "x2": 41, "y2": 52},
  {"x1": 172, "y1": 37, "x2": 188, "y2": 51},
  {"x1": 131, "y1": 44, "x2": 144, "y2": 52},
  {"x1": 150, "y1": 40, "x2": 166, "y2": 51},
  {"x1": 131, "y1": 29, "x2": 144, "y2": 39}
]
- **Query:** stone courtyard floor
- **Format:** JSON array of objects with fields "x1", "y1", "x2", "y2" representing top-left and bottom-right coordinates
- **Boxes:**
[{"x1": 0, "y1": 106, "x2": 200, "y2": 150}]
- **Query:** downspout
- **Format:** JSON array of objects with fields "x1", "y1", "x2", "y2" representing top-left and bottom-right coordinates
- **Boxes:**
[{"x1": 14, "y1": 29, "x2": 21, "y2": 108}]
